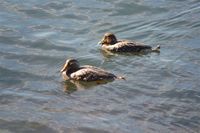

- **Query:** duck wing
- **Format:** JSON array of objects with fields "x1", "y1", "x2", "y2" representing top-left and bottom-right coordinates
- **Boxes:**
[
  {"x1": 103, "y1": 40, "x2": 152, "y2": 52},
  {"x1": 70, "y1": 65, "x2": 116, "y2": 81}
]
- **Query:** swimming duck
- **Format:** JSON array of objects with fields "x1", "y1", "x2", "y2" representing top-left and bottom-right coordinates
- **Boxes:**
[
  {"x1": 60, "y1": 59, "x2": 124, "y2": 81},
  {"x1": 99, "y1": 32, "x2": 160, "y2": 53}
]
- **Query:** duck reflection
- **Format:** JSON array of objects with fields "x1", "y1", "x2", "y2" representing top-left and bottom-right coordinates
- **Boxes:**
[
  {"x1": 62, "y1": 79, "x2": 112, "y2": 94},
  {"x1": 100, "y1": 48, "x2": 157, "y2": 59}
]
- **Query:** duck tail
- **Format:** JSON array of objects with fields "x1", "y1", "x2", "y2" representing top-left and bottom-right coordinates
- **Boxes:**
[
  {"x1": 116, "y1": 76, "x2": 126, "y2": 80},
  {"x1": 152, "y1": 45, "x2": 160, "y2": 52}
]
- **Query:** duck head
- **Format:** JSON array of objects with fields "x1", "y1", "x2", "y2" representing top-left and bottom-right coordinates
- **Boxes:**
[
  {"x1": 60, "y1": 59, "x2": 80, "y2": 73},
  {"x1": 98, "y1": 33, "x2": 118, "y2": 45}
]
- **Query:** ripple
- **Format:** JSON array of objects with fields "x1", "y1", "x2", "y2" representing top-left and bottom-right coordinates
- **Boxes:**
[
  {"x1": 0, "y1": 51, "x2": 61, "y2": 66},
  {"x1": 18, "y1": 8, "x2": 54, "y2": 19},
  {"x1": 0, "y1": 35, "x2": 21, "y2": 45},
  {"x1": 0, "y1": 66, "x2": 46, "y2": 82},
  {"x1": 161, "y1": 90, "x2": 200, "y2": 103},
  {"x1": 0, "y1": 94, "x2": 22, "y2": 105},
  {"x1": 30, "y1": 25, "x2": 52, "y2": 30},
  {"x1": 111, "y1": 2, "x2": 167, "y2": 16},
  {"x1": 76, "y1": 127, "x2": 110, "y2": 133},
  {"x1": 191, "y1": 22, "x2": 200, "y2": 29},
  {"x1": 0, "y1": 26, "x2": 16, "y2": 33},
  {"x1": 61, "y1": 13, "x2": 89, "y2": 21},
  {"x1": 42, "y1": 1, "x2": 72, "y2": 10},
  {"x1": 19, "y1": 38, "x2": 77, "y2": 52},
  {"x1": 1, "y1": 0, "x2": 200, "y2": 132},
  {"x1": 0, "y1": 119, "x2": 56, "y2": 133}
]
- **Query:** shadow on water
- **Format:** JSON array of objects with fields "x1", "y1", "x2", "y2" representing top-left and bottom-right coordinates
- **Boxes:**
[
  {"x1": 0, "y1": 119, "x2": 56, "y2": 133},
  {"x1": 100, "y1": 49, "x2": 160, "y2": 59},
  {"x1": 61, "y1": 80, "x2": 113, "y2": 94}
]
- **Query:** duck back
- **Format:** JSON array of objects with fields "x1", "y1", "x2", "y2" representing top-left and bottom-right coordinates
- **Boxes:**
[
  {"x1": 70, "y1": 65, "x2": 116, "y2": 81},
  {"x1": 102, "y1": 40, "x2": 152, "y2": 52}
]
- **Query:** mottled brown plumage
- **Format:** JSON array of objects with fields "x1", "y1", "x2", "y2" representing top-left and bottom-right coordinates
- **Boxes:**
[
  {"x1": 99, "y1": 32, "x2": 160, "y2": 52},
  {"x1": 60, "y1": 59, "x2": 123, "y2": 81}
]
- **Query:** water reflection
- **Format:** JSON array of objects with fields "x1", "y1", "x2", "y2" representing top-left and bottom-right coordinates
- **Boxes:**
[
  {"x1": 61, "y1": 80, "x2": 112, "y2": 94},
  {"x1": 100, "y1": 48, "x2": 160, "y2": 59}
]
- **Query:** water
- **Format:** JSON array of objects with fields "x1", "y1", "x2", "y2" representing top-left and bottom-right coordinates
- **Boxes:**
[{"x1": 0, "y1": 0, "x2": 200, "y2": 132}]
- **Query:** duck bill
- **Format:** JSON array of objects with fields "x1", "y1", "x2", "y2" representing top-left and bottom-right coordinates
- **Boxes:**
[
  {"x1": 98, "y1": 40, "x2": 103, "y2": 45},
  {"x1": 60, "y1": 63, "x2": 68, "y2": 73}
]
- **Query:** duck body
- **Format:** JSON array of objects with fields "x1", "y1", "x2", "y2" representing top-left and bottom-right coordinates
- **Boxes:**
[
  {"x1": 101, "y1": 40, "x2": 152, "y2": 52},
  {"x1": 99, "y1": 33, "x2": 160, "y2": 53},
  {"x1": 60, "y1": 59, "x2": 118, "y2": 82}
]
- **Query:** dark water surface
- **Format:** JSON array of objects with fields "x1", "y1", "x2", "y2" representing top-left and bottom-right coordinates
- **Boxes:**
[{"x1": 1, "y1": 0, "x2": 200, "y2": 133}]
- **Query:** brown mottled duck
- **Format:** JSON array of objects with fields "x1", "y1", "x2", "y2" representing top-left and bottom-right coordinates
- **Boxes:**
[
  {"x1": 60, "y1": 59, "x2": 124, "y2": 81},
  {"x1": 99, "y1": 32, "x2": 160, "y2": 53}
]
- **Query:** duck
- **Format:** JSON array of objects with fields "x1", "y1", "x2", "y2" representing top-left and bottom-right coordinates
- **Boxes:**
[
  {"x1": 60, "y1": 59, "x2": 124, "y2": 82},
  {"x1": 98, "y1": 32, "x2": 160, "y2": 53}
]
